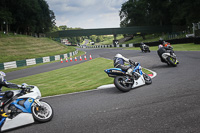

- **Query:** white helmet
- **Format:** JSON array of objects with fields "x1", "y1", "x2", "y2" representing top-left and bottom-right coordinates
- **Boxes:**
[
  {"x1": 158, "y1": 44, "x2": 163, "y2": 48},
  {"x1": 0, "y1": 71, "x2": 6, "y2": 77},
  {"x1": 0, "y1": 71, "x2": 6, "y2": 82},
  {"x1": 115, "y1": 53, "x2": 123, "y2": 58}
]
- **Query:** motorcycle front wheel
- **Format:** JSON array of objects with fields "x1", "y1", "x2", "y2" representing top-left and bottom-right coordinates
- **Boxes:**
[
  {"x1": 167, "y1": 57, "x2": 177, "y2": 67},
  {"x1": 114, "y1": 76, "x2": 132, "y2": 92},
  {"x1": 32, "y1": 100, "x2": 53, "y2": 123},
  {"x1": 143, "y1": 73, "x2": 152, "y2": 85}
]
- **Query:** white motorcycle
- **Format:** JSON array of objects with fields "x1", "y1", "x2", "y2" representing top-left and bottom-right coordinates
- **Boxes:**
[
  {"x1": 0, "y1": 84, "x2": 53, "y2": 132},
  {"x1": 158, "y1": 43, "x2": 179, "y2": 67},
  {"x1": 104, "y1": 63, "x2": 152, "y2": 92},
  {"x1": 140, "y1": 43, "x2": 150, "y2": 53}
]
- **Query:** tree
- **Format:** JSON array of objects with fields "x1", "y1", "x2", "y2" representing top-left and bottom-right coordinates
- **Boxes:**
[
  {"x1": 119, "y1": 0, "x2": 200, "y2": 27},
  {"x1": 59, "y1": 25, "x2": 68, "y2": 30},
  {"x1": 0, "y1": 0, "x2": 55, "y2": 35},
  {"x1": 120, "y1": 0, "x2": 150, "y2": 27},
  {"x1": 170, "y1": 0, "x2": 200, "y2": 26},
  {"x1": 0, "y1": 0, "x2": 13, "y2": 32},
  {"x1": 96, "y1": 36, "x2": 104, "y2": 42},
  {"x1": 0, "y1": 9, "x2": 13, "y2": 32},
  {"x1": 89, "y1": 35, "x2": 97, "y2": 42}
]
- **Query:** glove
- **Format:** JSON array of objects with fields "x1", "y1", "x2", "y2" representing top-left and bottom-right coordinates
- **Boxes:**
[
  {"x1": 129, "y1": 60, "x2": 135, "y2": 65},
  {"x1": 21, "y1": 83, "x2": 28, "y2": 89},
  {"x1": 134, "y1": 62, "x2": 139, "y2": 66},
  {"x1": 17, "y1": 85, "x2": 22, "y2": 88}
]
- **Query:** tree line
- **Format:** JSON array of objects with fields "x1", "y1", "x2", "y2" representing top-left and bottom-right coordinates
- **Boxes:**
[
  {"x1": 119, "y1": 0, "x2": 200, "y2": 28},
  {"x1": 52, "y1": 25, "x2": 105, "y2": 45},
  {"x1": 0, "y1": 0, "x2": 55, "y2": 36}
]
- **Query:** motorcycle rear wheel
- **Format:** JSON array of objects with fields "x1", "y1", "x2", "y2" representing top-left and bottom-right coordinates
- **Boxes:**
[
  {"x1": 114, "y1": 76, "x2": 132, "y2": 92},
  {"x1": 32, "y1": 101, "x2": 53, "y2": 123},
  {"x1": 167, "y1": 57, "x2": 177, "y2": 67}
]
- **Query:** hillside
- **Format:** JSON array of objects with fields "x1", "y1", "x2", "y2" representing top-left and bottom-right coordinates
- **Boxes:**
[{"x1": 0, "y1": 36, "x2": 76, "y2": 63}]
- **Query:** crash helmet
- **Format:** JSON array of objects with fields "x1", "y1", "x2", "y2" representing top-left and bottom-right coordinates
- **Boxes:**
[
  {"x1": 141, "y1": 42, "x2": 145, "y2": 45},
  {"x1": 158, "y1": 44, "x2": 163, "y2": 49},
  {"x1": 0, "y1": 71, "x2": 6, "y2": 82},
  {"x1": 115, "y1": 53, "x2": 123, "y2": 58}
]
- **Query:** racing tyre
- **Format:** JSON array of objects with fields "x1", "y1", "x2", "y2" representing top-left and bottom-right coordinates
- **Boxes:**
[
  {"x1": 32, "y1": 101, "x2": 53, "y2": 123},
  {"x1": 143, "y1": 73, "x2": 152, "y2": 85},
  {"x1": 167, "y1": 57, "x2": 177, "y2": 67},
  {"x1": 114, "y1": 76, "x2": 132, "y2": 92}
]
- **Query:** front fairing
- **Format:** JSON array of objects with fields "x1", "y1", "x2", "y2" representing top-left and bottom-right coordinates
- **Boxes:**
[
  {"x1": 12, "y1": 86, "x2": 41, "y2": 99},
  {"x1": 10, "y1": 98, "x2": 34, "y2": 113},
  {"x1": 19, "y1": 86, "x2": 41, "y2": 99},
  {"x1": 133, "y1": 63, "x2": 143, "y2": 75}
]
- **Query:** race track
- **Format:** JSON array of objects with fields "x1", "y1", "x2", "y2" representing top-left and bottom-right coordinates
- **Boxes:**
[{"x1": 6, "y1": 48, "x2": 200, "y2": 133}]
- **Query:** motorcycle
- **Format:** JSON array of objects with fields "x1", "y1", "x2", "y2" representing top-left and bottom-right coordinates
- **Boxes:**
[
  {"x1": 0, "y1": 84, "x2": 53, "y2": 132},
  {"x1": 140, "y1": 43, "x2": 150, "y2": 53},
  {"x1": 104, "y1": 63, "x2": 152, "y2": 92},
  {"x1": 158, "y1": 44, "x2": 179, "y2": 67}
]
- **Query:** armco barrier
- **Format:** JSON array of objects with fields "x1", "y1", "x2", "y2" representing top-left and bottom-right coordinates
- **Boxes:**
[{"x1": 0, "y1": 50, "x2": 78, "y2": 70}]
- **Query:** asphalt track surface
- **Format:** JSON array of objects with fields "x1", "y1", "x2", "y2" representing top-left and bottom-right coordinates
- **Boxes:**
[{"x1": 6, "y1": 48, "x2": 200, "y2": 133}]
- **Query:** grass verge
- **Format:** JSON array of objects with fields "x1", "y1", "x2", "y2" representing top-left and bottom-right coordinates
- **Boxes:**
[
  {"x1": 0, "y1": 36, "x2": 76, "y2": 63},
  {"x1": 5, "y1": 58, "x2": 152, "y2": 97}
]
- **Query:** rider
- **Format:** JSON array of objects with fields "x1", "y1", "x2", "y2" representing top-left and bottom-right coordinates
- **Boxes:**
[
  {"x1": 0, "y1": 71, "x2": 22, "y2": 112},
  {"x1": 140, "y1": 42, "x2": 146, "y2": 50},
  {"x1": 157, "y1": 42, "x2": 174, "y2": 63},
  {"x1": 113, "y1": 53, "x2": 138, "y2": 77}
]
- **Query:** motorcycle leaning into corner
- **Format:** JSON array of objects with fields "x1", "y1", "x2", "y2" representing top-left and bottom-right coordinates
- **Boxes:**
[
  {"x1": 0, "y1": 83, "x2": 53, "y2": 132},
  {"x1": 140, "y1": 42, "x2": 150, "y2": 53},
  {"x1": 157, "y1": 42, "x2": 179, "y2": 67},
  {"x1": 104, "y1": 63, "x2": 152, "y2": 92}
]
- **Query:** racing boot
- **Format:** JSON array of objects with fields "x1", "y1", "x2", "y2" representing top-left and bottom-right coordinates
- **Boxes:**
[{"x1": 0, "y1": 108, "x2": 7, "y2": 117}]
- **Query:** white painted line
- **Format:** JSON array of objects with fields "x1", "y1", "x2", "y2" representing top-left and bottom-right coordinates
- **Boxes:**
[
  {"x1": 96, "y1": 84, "x2": 115, "y2": 90},
  {"x1": 43, "y1": 85, "x2": 112, "y2": 99}
]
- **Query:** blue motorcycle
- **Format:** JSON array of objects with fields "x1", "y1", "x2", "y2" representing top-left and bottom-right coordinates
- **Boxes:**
[
  {"x1": 104, "y1": 63, "x2": 152, "y2": 92},
  {"x1": 0, "y1": 84, "x2": 53, "y2": 132}
]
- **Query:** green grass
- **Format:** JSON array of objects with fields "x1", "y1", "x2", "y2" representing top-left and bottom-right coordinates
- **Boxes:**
[
  {"x1": 0, "y1": 36, "x2": 76, "y2": 63},
  {"x1": 124, "y1": 43, "x2": 200, "y2": 51},
  {"x1": 4, "y1": 58, "x2": 152, "y2": 97},
  {"x1": 95, "y1": 35, "x2": 124, "y2": 45},
  {"x1": 5, "y1": 58, "x2": 113, "y2": 97}
]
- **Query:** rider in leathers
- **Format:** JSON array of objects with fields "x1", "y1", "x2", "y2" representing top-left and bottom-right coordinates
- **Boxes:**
[
  {"x1": 157, "y1": 42, "x2": 174, "y2": 63},
  {"x1": 0, "y1": 71, "x2": 21, "y2": 110},
  {"x1": 113, "y1": 54, "x2": 137, "y2": 76}
]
